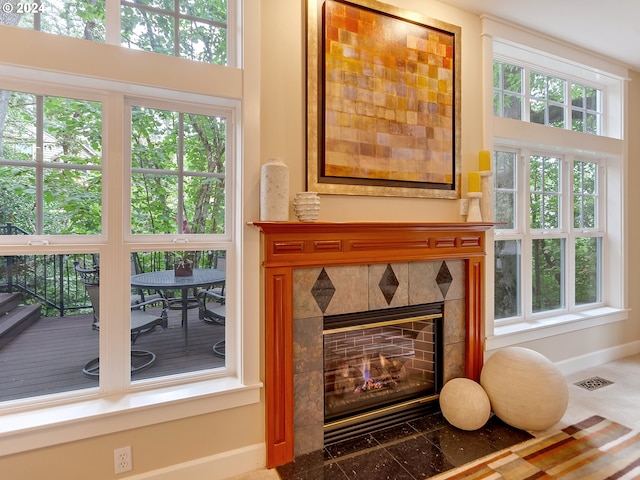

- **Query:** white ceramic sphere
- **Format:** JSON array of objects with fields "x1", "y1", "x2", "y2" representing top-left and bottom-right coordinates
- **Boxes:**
[
  {"x1": 480, "y1": 347, "x2": 568, "y2": 431},
  {"x1": 439, "y1": 378, "x2": 491, "y2": 431}
]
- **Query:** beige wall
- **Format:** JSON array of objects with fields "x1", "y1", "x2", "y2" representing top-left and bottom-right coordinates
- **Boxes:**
[
  {"x1": 0, "y1": 403, "x2": 263, "y2": 479},
  {"x1": 1, "y1": 1, "x2": 638, "y2": 479}
]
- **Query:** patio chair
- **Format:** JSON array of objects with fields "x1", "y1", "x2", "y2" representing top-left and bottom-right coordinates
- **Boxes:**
[
  {"x1": 74, "y1": 262, "x2": 169, "y2": 378},
  {"x1": 130, "y1": 253, "x2": 164, "y2": 306},
  {"x1": 210, "y1": 252, "x2": 226, "y2": 297},
  {"x1": 197, "y1": 289, "x2": 225, "y2": 357}
]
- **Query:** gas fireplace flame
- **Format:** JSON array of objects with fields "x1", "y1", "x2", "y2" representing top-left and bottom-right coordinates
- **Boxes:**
[{"x1": 354, "y1": 356, "x2": 384, "y2": 393}]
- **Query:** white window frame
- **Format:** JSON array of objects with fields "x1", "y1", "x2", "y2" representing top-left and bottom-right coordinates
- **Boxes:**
[
  {"x1": 494, "y1": 148, "x2": 607, "y2": 323},
  {"x1": 18, "y1": 0, "x2": 240, "y2": 68},
  {"x1": 0, "y1": 0, "x2": 262, "y2": 457},
  {"x1": 483, "y1": 17, "x2": 628, "y2": 349},
  {"x1": 494, "y1": 59, "x2": 604, "y2": 135}
]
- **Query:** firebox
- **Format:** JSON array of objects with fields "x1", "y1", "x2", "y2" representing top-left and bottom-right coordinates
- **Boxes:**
[{"x1": 323, "y1": 302, "x2": 444, "y2": 443}]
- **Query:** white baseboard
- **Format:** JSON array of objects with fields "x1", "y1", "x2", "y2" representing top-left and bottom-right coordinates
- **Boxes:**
[
  {"x1": 554, "y1": 340, "x2": 640, "y2": 376},
  {"x1": 126, "y1": 443, "x2": 266, "y2": 480}
]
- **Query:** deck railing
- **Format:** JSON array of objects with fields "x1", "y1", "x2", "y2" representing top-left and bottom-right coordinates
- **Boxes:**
[{"x1": 0, "y1": 225, "x2": 224, "y2": 317}]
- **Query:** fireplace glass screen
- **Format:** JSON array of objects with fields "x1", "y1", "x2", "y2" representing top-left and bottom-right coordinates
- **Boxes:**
[{"x1": 323, "y1": 303, "x2": 443, "y2": 425}]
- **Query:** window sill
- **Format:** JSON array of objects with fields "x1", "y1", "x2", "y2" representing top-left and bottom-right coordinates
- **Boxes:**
[
  {"x1": 0, "y1": 377, "x2": 262, "y2": 456},
  {"x1": 486, "y1": 307, "x2": 629, "y2": 351}
]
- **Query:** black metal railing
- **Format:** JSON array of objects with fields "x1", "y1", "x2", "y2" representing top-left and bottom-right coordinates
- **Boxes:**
[
  {"x1": 0, "y1": 224, "x2": 226, "y2": 317},
  {"x1": 1, "y1": 252, "x2": 96, "y2": 317}
]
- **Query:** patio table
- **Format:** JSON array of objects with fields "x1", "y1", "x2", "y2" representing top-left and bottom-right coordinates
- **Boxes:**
[{"x1": 131, "y1": 268, "x2": 225, "y2": 352}]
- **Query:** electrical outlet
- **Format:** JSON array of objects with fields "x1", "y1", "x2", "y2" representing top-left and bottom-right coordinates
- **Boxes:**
[
  {"x1": 114, "y1": 446, "x2": 132, "y2": 474},
  {"x1": 459, "y1": 198, "x2": 469, "y2": 216}
]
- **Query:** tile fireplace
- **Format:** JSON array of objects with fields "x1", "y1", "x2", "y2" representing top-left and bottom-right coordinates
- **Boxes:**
[{"x1": 253, "y1": 222, "x2": 492, "y2": 468}]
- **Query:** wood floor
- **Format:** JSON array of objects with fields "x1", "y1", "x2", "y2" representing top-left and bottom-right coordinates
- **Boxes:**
[{"x1": 0, "y1": 307, "x2": 225, "y2": 402}]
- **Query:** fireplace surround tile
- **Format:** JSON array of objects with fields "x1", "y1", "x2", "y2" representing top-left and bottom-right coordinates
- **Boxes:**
[
  {"x1": 293, "y1": 317, "x2": 324, "y2": 456},
  {"x1": 443, "y1": 342, "x2": 466, "y2": 383},
  {"x1": 368, "y1": 262, "x2": 409, "y2": 309},
  {"x1": 444, "y1": 298, "x2": 466, "y2": 345},
  {"x1": 443, "y1": 260, "x2": 465, "y2": 300},
  {"x1": 408, "y1": 261, "x2": 445, "y2": 305},
  {"x1": 293, "y1": 268, "x2": 324, "y2": 318},
  {"x1": 293, "y1": 369, "x2": 323, "y2": 426},
  {"x1": 293, "y1": 315, "x2": 323, "y2": 375},
  {"x1": 322, "y1": 265, "x2": 369, "y2": 315}
]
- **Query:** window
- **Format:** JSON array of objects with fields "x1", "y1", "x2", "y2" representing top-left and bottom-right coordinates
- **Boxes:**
[
  {"x1": 486, "y1": 25, "x2": 626, "y2": 344},
  {"x1": 0, "y1": 0, "x2": 259, "y2": 455},
  {"x1": 128, "y1": 103, "x2": 227, "y2": 235},
  {"x1": 7, "y1": 0, "x2": 233, "y2": 65},
  {"x1": 0, "y1": 89, "x2": 235, "y2": 396},
  {"x1": 0, "y1": 90, "x2": 102, "y2": 235},
  {"x1": 121, "y1": 0, "x2": 229, "y2": 63},
  {"x1": 494, "y1": 150, "x2": 603, "y2": 322},
  {"x1": 493, "y1": 60, "x2": 603, "y2": 135},
  {"x1": 493, "y1": 62, "x2": 523, "y2": 120}
]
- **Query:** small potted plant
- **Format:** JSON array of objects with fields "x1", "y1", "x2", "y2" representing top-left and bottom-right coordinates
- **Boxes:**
[{"x1": 174, "y1": 252, "x2": 194, "y2": 276}]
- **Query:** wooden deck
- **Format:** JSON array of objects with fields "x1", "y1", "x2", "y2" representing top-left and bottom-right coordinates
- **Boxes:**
[{"x1": 0, "y1": 307, "x2": 225, "y2": 403}]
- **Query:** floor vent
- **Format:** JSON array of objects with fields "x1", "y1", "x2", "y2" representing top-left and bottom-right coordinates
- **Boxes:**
[{"x1": 574, "y1": 376, "x2": 614, "y2": 391}]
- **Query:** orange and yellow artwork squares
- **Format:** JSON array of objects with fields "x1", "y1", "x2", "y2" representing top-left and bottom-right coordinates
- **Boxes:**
[{"x1": 322, "y1": 0, "x2": 455, "y2": 185}]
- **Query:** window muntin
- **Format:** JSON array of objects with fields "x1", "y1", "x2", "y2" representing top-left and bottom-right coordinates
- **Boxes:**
[
  {"x1": 529, "y1": 155, "x2": 561, "y2": 230},
  {"x1": 573, "y1": 160, "x2": 598, "y2": 229},
  {"x1": 571, "y1": 83, "x2": 601, "y2": 134},
  {"x1": 129, "y1": 104, "x2": 227, "y2": 236},
  {"x1": 529, "y1": 73, "x2": 566, "y2": 128},
  {"x1": 493, "y1": 150, "x2": 604, "y2": 322},
  {"x1": 531, "y1": 237, "x2": 565, "y2": 313},
  {"x1": 119, "y1": 0, "x2": 229, "y2": 64},
  {"x1": 493, "y1": 60, "x2": 603, "y2": 135},
  {"x1": 574, "y1": 237, "x2": 600, "y2": 305},
  {"x1": 0, "y1": 90, "x2": 103, "y2": 235},
  {"x1": 493, "y1": 62, "x2": 523, "y2": 120},
  {"x1": 494, "y1": 150, "x2": 517, "y2": 230},
  {"x1": 494, "y1": 239, "x2": 521, "y2": 318}
]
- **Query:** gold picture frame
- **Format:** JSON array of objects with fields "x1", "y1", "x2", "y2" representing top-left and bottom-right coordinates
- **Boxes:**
[{"x1": 306, "y1": 0, "x2": 461, "y2": 198}]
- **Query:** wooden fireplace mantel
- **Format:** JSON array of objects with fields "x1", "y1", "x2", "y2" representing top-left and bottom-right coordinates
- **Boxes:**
[{"x1": 252, "y1": 221, "x2": 492, "y2": 468}]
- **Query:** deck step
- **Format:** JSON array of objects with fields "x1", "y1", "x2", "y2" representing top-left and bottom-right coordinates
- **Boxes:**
[
  {"x1": 0, "y1": 303, "x2": 42, "y2": 350},
  {"x1": 0, "y1": 293, "x2": 21, "y2": 316}
]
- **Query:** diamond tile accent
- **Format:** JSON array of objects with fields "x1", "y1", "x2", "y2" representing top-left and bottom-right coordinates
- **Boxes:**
[
  {"x1": 311, "y1": 268, "x2": 336, "y2": 313},
  {"x1": 574, "y1": 376, "x2": 615, "y2": 391},
  {"x1": 436, "y1": 261, "x2": 453, "y2": 299},
  {"x1": 378, "y1": 264, "x2": 400, "y2": 305}
]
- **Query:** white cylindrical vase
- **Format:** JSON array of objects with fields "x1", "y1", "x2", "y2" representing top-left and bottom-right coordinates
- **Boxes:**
[{"x1": 260, "y1": 157, "x2": 289, "y2": 221}]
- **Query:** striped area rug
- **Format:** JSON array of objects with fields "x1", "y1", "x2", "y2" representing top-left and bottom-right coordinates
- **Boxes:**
[{"x1": 433, "y1": 415, "x2": 640, "y2": 479}]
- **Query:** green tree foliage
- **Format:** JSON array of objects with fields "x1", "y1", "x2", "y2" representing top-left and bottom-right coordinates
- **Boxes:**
[
  {"x1": 130, "y1": 107, "x2": 226, "y2": 236},
  {"x1": 121, "y1": 0, "x2": 228, "y2": 64},
  {"x1": 0, "y1": 93, "x2": 102, "y2": 234}
]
